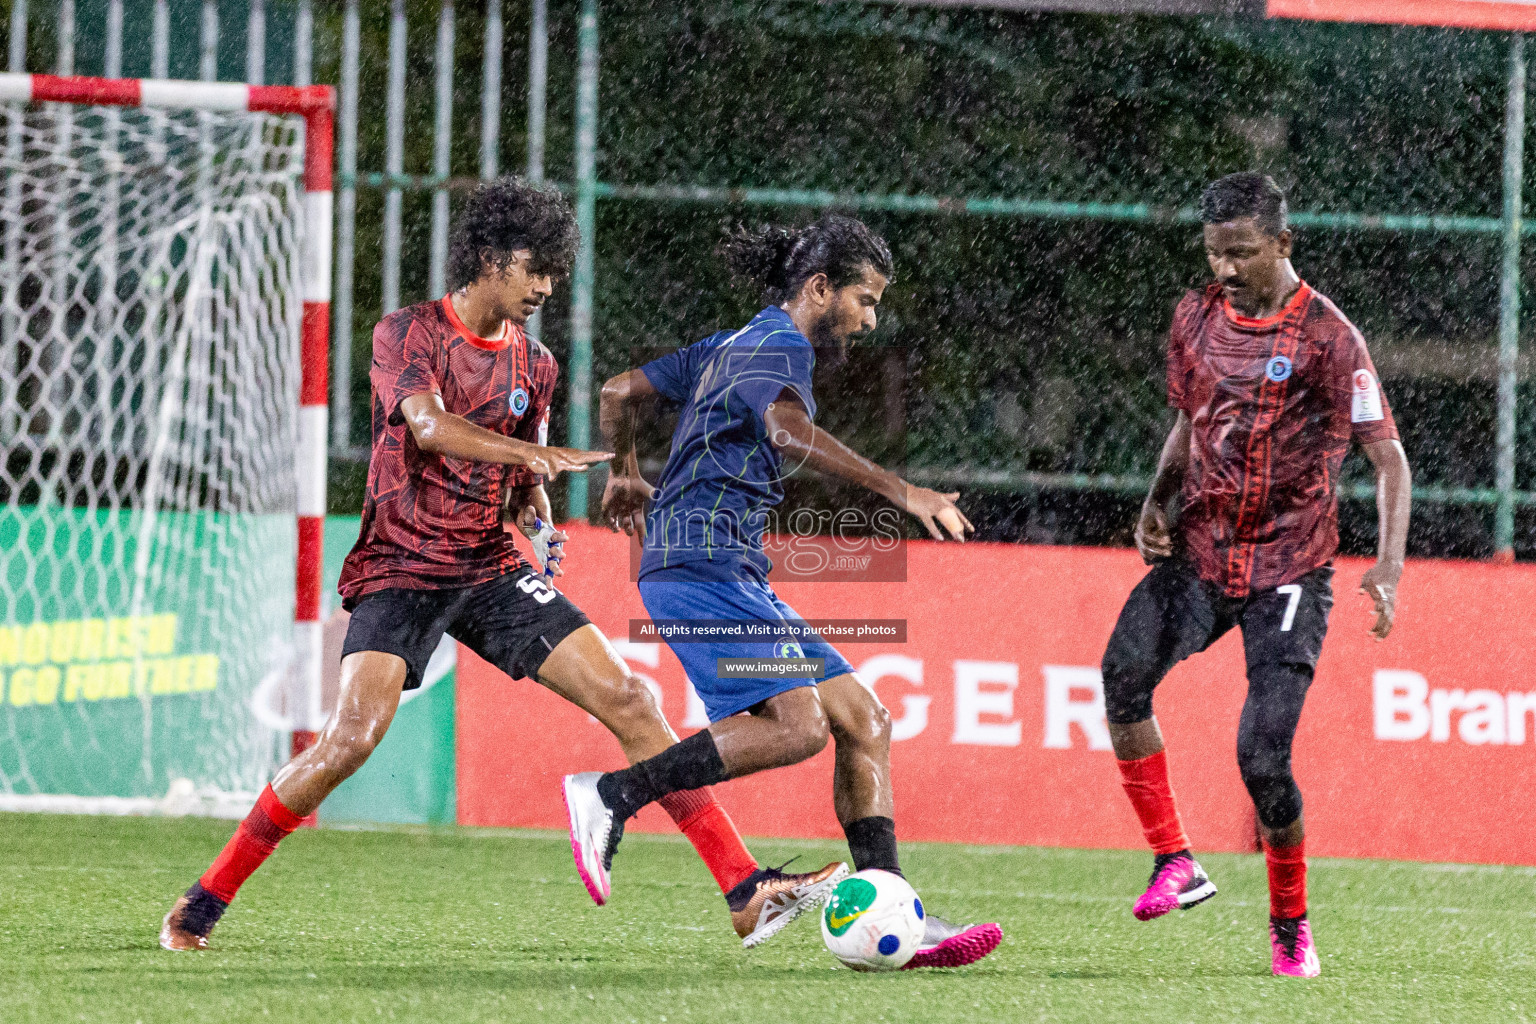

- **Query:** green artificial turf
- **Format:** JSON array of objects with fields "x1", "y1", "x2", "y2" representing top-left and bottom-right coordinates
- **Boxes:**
[{"x1": 1, "y1": 813, "x2": 1533, "y2": 1023}]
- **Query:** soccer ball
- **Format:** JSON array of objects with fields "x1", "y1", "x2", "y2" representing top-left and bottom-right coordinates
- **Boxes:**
[{"x1": 820, "y1": 869, "x2": 926, "y2": 971}]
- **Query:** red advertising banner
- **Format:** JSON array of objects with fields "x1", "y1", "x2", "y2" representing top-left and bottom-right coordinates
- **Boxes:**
[
  {"x1": 1269, "y1": 0, "x2": 1536, "y2": 30},
  {"x1": 458, "y1": 525, "x2": 1536, "y2": 865}
]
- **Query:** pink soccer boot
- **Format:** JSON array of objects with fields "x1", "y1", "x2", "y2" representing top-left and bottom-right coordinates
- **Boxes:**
[
  {"x1": 1133, "y1": 850, "x2": 1217, "y2": 921},
  {"x1": 1270, "y1": 915, "x2": 1321, "y2": 978}
]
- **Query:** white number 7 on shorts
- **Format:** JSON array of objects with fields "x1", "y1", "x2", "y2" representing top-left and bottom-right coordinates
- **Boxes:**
[{"x1": 1277, "y1": 584, "x2": 1302, "y2": 632}]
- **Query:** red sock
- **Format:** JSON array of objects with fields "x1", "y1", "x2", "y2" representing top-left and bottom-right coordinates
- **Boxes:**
[
  {"x1": 1116, "y1": 750, "x2": 1190, "y2": 856},
  {"x1": 659, "y1": 786, "x2": 758, "y2": 893},
  {"x1": 1264, "y1": 839, "x2": 1307, "y2": 919},
  {"x1": 198, "y1": 785, "x2": 304, "y2": 903}
]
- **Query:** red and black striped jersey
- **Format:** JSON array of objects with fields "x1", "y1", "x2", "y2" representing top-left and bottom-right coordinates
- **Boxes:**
[
  {"x1": 1168, "y1": 282, "x2": 1399, "y2": 598},
  {"x1": 338, "y1": 296, "x2": 557, "y2": 605}
]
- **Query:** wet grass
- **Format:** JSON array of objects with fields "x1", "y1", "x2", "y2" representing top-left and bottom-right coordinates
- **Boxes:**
[{"x1": 1, "y1": 813, "x2": 1532, "y2": 1023}]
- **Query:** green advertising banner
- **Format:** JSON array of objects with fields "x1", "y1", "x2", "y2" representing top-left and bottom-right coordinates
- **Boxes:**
[
  {"x1": 0, "y1": 507, "x2": 456, "y2": 824},
  {"x1": 0, "y1": 505, "x2": 292, "y2": 802}
]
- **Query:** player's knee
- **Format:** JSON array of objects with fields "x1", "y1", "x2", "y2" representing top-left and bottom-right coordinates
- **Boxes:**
[
  {"x1": 786, "y1": 716, "x2": 830, "y2": 762},
  {"x1": 1243, "y1": 771, "x2": 1303, "y2": 831},
  {"x1": 602, "y1": 672, "x2": 665, "y2": 730},
  {"x1": 778, "y1": 701, "x2": 831, "y2": 762},
  {"x1": 870, "y1": 700, "x2": 892, "y2": 745},
  {"x1": 1236, "y1": 730, "x2": 1289, "y2": 781},
  {"x1": 1100, "y1": 667, "x2": 1156, "y2": 726},
  {"x1": 830, "y1": 689, "x2": 891, "y2": 750},
  {"x1": 1236, "y1": 739, "x2": 1301, "y2": 829}
]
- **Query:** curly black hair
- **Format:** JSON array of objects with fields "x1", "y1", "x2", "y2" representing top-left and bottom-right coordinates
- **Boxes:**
[
  {"x1": 719, "y1": 214, "x2": 895, "y2": 304},
  {"x1": 446, "y1": 177, "x2": 579, "y2": 289},
  {"x1": 1200, "y1": 172, "x2": 1288, "y2": 238}
]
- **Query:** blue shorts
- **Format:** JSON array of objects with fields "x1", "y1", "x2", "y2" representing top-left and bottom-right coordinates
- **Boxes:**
[{"x1": 637, "y1": 575, "x2": 856, "y2": 722}]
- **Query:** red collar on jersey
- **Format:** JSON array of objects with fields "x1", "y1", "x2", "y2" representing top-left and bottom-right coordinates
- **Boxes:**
[
  {"x1": 441, "y1": 295, "x2": 522, "y2": 352},
  {"x1": 1221, "y1": 281, "x2": 1312, "y2": 330}
]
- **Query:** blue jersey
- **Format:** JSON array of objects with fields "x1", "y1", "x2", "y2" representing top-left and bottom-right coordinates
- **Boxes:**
[{"x1": 638, "y1": 306, "x2": 816, "y2": 583}]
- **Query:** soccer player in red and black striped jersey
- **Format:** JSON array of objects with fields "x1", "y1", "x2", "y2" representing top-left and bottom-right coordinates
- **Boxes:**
[
  {"x1": 1100, "y1": 173, "x2": 1412, "y2": 978},
  {"x1": 160, "y1": 179, "x2": 844, "y2": 953}
]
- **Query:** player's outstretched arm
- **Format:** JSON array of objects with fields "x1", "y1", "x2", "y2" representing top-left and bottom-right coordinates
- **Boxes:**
[
  {"x1": 1360, "y1": 438, "x2": 1411, "y2": 640},
  {"x1": 400, "y1": 392, "x2": 612, "y2": 476},
  {"x1": 762, "y1": 394, "x2": 972, "y2": 541},
  {"x1": 1134, "y1": 411, "x2": 1192, "y2": 564},
  {"x1": 598, "y1": 370, "x2": 658, "y2": 537}
]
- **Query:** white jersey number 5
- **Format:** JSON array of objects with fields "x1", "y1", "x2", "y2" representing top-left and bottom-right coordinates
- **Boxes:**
[{"x1": 519, "y1": 574, "x2": 557, "y2": 605}]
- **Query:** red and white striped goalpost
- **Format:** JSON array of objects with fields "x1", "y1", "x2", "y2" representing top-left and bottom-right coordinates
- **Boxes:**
[{"x1": 0, "y1": 73, "x2": 334, "y2": 758}]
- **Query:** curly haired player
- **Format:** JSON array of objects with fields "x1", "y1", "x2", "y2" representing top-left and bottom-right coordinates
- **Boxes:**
[
  {"x1": 1101, "y1": 172, "x2": 1412, "y2": 978},
  {"x1": 160, "y1": 179, "x2": 845, "y2": 953}
]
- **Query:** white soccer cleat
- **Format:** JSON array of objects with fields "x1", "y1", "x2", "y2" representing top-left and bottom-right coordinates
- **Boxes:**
[{"x1": 563, "y1": 772, "x2": 616, "y2": 906}]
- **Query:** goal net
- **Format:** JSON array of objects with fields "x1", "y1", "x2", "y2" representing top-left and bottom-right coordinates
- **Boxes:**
[{"x1": 0, "y1": 78, "x2": 327, "y2": 813}]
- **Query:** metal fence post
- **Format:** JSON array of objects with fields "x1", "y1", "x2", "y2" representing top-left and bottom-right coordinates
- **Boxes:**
[
  {"x1": 1497, "y1": 32, "x2": 1526, "y2": 560},
  {"x1": 481, "y1": 0, "x2": 502, "y2": 179},
  {"x1": 151, "y1": 0, "x2": 169, "y2": 79},
  {"x1": 105, "y1": 0, "x2": 123, "y2": 77},
  {"x1": 246, "y1": 0, "x2": 266, "y2": 85},
  {"x1": 294, "y1": 0, "x2": 314, "y2": 87},
  {"x1": 528, "y1": 0, "x2": 547, "y2": 183},
  {"x1": 524, "y1": 0, "x2": 547, "y2": 338},
  {"x1": 200, "y1": 0, "x2": 218, "y2": 81},
  {"x1": 333, "y1": 0, "x2": 360, "y2": 452},
  {"x1": 382, "y1": 0, "x2": 407, "y2": 316},
  {"x1": 568, "y1": 0, "x2": 598, "y2": 519},
  {"x1": 429, "y1": 1, "x2": 456, "y2": 299},
  {"x1": 57, "y1": 0, "x2": 74, "y2": 74},
  {"x1": 7, "y1": 0, "x2": 23, "y2": 73}
]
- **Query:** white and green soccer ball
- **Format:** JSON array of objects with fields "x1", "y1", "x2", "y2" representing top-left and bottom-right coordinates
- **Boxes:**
[{"x1": 820, "y1": 869, "x2": 926, "y2": 971}]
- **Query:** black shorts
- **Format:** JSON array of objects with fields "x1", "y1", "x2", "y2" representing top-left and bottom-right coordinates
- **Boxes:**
[
  {"x1": 341, "y1": 567, "x2": 592, "y2": 690},
  {"x1": 1100, "y1": 557, "x2": 1334, "y2": 725}
]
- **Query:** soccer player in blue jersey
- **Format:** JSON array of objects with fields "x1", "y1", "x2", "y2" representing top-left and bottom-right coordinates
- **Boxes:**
[{"x1": 563, "y1": 215, "x2": 1002, "y2": 968}]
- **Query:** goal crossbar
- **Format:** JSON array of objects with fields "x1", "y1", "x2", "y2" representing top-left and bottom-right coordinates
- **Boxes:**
[{"x1": 0, "y1": 72, "x2": 335, "y2": 741}]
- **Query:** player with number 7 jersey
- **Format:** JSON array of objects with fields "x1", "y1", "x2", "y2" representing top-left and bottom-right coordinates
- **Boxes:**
[
  {"x1": 159, "y1": 179, "x2": 847, "y2": 954},
  {"x1": 1099, "y1": 174, "x2": 1412, "y2": 979}
]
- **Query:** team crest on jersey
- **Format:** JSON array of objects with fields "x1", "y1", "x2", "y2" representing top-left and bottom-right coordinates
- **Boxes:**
[
  {"x1": 1265, "y1": 355, "x2": 1293, "y2": 383},
  {"x1": 777, "y1": 639, "x2": 805, "y2": 659},
  {"x1": 509, "y1": 387, "x2": 530, "y2": 416}
]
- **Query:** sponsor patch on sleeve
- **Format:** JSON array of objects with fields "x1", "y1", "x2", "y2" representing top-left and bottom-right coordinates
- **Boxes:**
[{"x1": 1351, "y1": 369, "x2": 1384, "y2": 423}]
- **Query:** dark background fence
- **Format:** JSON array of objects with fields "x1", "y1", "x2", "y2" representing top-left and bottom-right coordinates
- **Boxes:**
[{"x1": 9, "y1": 0, "x2": 1536, "y2": 559}]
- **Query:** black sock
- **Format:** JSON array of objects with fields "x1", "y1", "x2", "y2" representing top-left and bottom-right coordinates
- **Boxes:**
[
  {"x1": 597, "y1": 730, "x2": 727, "y2": 822},
  {"x1": 844, "y1": 815, "x2": 901, "y2": 875},
  {"x1": 725, "y1": 868, "x2": 770, "y2": 912},
  {"x1": 178, "y1": 881, "x2": 229, "y2": 936}
]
